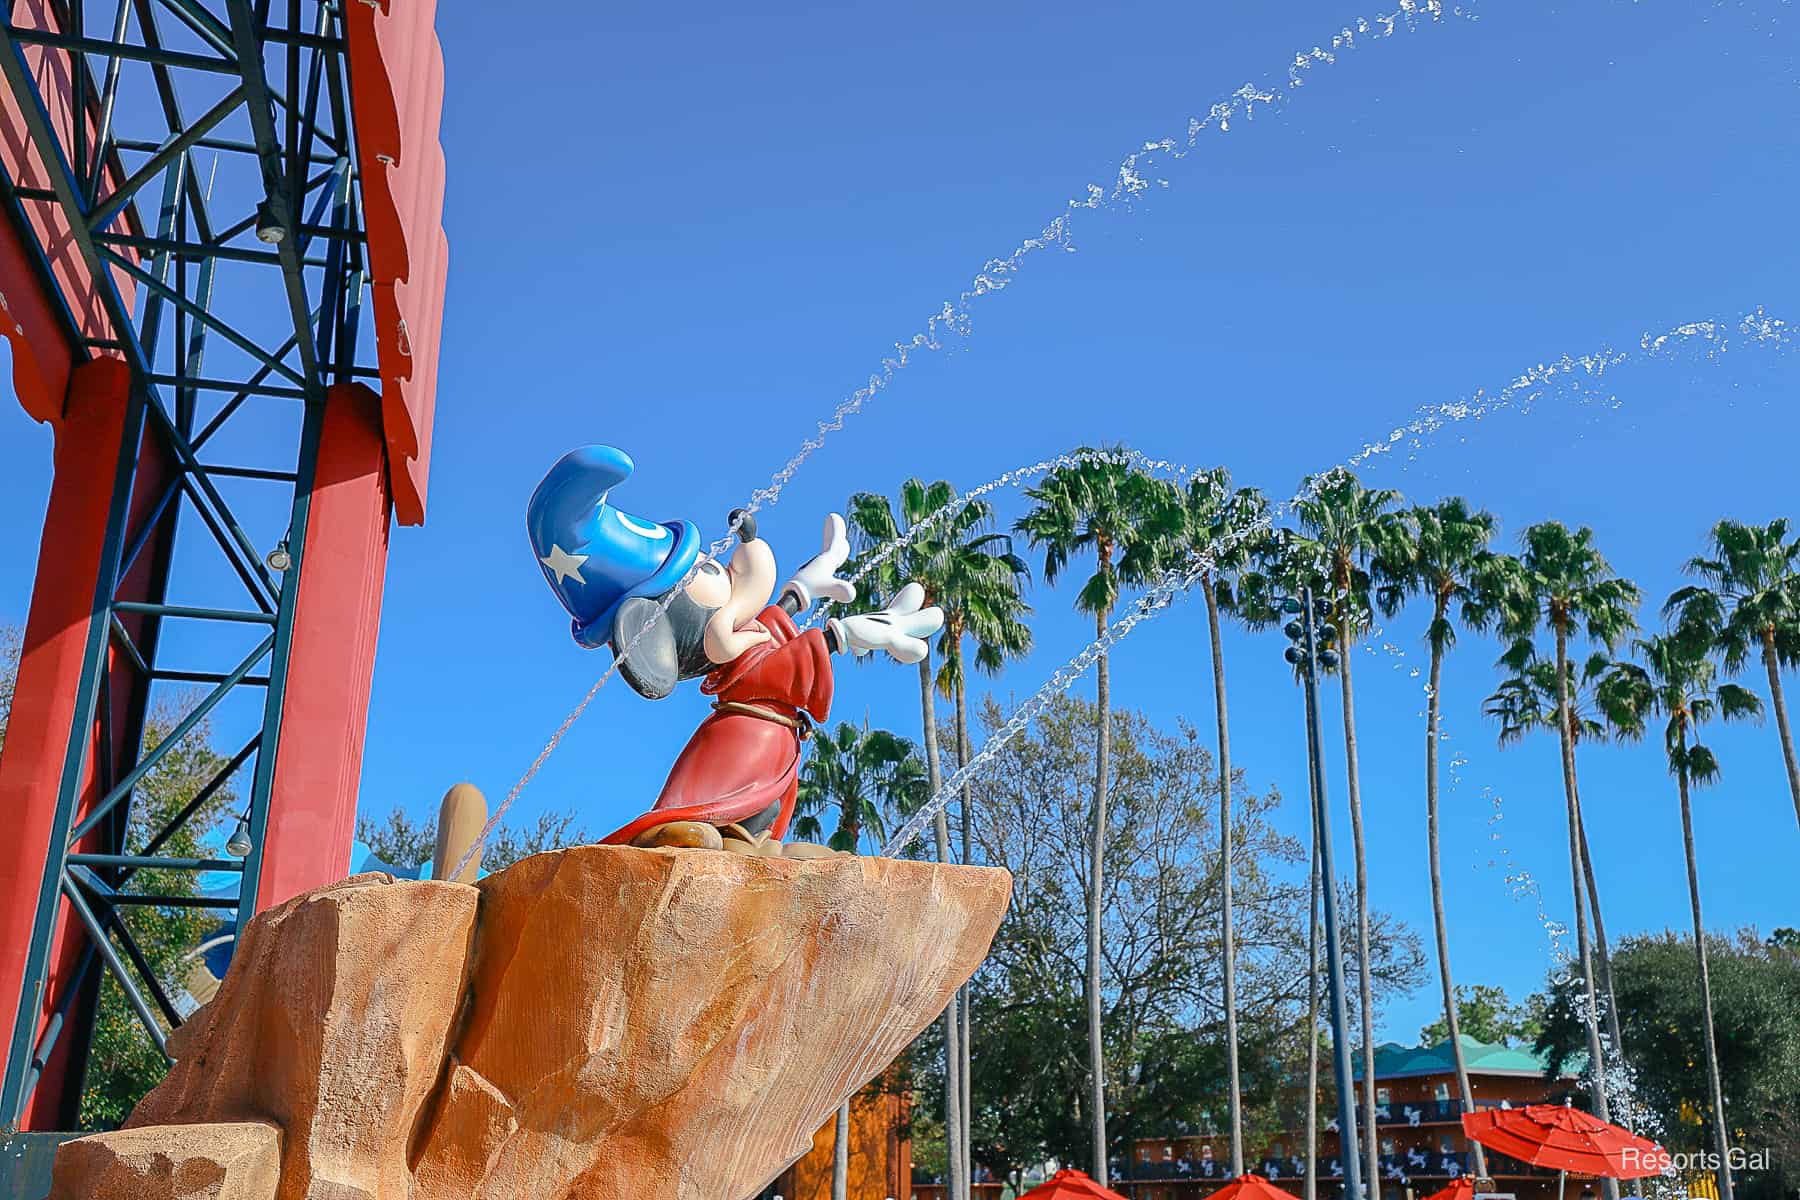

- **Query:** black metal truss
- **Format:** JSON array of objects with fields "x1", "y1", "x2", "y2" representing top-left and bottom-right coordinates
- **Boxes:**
[{"x1": 0, "y1": 0, "x2": 379, "y2": 1127}]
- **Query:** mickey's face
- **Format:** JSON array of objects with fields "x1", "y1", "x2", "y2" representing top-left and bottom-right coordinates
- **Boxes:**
[
  {"x1": 682, "y1": 555, "x2": 731, "y2": 609},
  {"x1": 693, "y1": 514, "x2": 776, "y2": 665},
  {"x1": 610, "y1": 508, "x2": 778, "y2": 699}
]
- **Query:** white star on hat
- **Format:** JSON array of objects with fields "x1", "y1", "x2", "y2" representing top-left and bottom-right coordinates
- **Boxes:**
[{"x1": 540, "y1": 544, "x2": 588, "y2": 585}]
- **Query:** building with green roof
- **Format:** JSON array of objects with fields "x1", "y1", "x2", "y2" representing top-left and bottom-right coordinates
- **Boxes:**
[
  {"x1": 1353, "y1": 1035, "x2": 1577, "y2": 1082},
  {"x1": 1125, "y1": 1035, "x2": 1578, "y2": 1200}
]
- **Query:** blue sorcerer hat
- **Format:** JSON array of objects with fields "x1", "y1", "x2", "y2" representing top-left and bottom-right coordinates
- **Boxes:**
[{"x1": 525, "y1": 445, "x2": 700, "y2": 649}]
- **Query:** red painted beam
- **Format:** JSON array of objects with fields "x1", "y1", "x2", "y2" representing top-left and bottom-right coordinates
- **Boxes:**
[
  {"x1": 38, "y1": 373, "x2": 183, "y2": 1131},
  {"x1": 0, "y1": 359, "x2": 174, "y2": 1128},
  {"x1": 0, "y1": 0, "x2": 426, "y2": 1124},
  {"x1": 256, "y1": 383, "x2": 393, "y2": 909},
  {"x1": 0, "y1": 0, "x2": 162, "y2": 1127},
  {"x1": 344, "y1": 0, "x2": 450, "y2": 527},
  {"x1": 0, "y1": 181, "x2": 73, "y2": 424},
  {"x1": 0, "y1": 0, "x2": 139, "y2": 422}
]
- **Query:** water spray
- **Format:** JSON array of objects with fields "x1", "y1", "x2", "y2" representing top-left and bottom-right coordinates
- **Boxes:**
[
  {"x1": 451, "y1": 0, "x2": 1467, "y2": 877},
  {"x1": 803, "y1": 446, "x2": 1203, "y2": 631},
  {"x1": 734, "y1": 0, "x2": 1463, "y2": 528},
  {"x1": 881, "y1": 309, "x2": 1793, "y2": 854}
]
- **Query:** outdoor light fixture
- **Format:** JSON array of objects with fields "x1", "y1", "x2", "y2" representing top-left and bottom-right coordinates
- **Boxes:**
[
  {"x1": 254, "y1": 198, "x2": 287, "y2": 245},
  {"x1": 265, "y1": 540, "x2": 292, "y2": 572},
  {"x1": 226, "y1": 814, "x2": 254, "y2": 858},
  {"x1": 1275, "y1": 585, "x2": 1365, "y2": 1200}
]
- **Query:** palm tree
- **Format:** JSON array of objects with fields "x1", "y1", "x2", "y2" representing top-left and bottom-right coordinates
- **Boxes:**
[
  {"x1": 1373, "y1": 497, "x2": 1500, "y2": 1176},
  {"x1": 1156, "y1": 467, "x2": 1271, "y2": 1177},
  {"x1": 1292, "y1": 467, "x2": 1407, "y2": 1196},
  {"x1": 1490, "y1": 523, "x2": 1640, "y2": 1182},
  {"x1": 793, "y1": 718, "x2": 927, "y2": 1200},
  {"x1": 1214, "y1": 529, "x2": 1336, "y2": 1187},
  {"x1": 1015, "y1": 449, "x2": 1165, "y2": 1186},
  {"x1": 793, "y1": 721, "x2": 929, "y2": 852},
  {"x1": 846, "y1": 478, "x2": 967, "y2": 1200},
  {"x1": 1598, "y1": 631, "x2": 1760, "y2": 1200},
  {"x1": 1304, "y1": 781, "x2": 1322, "y2": 1200},
  {"x1": 1665, "y1": 518, "x2": 1800, "y2": 829},
  {"x1": 932, "y1": 495, "x2": 1033, "y2": 1188},
  {"x1": 1484, "y1": 641, "x2": 1630, "y2": 1064},
  {"x1": 1485, "y1": 646, "x2": 1611, "y2": 747}
]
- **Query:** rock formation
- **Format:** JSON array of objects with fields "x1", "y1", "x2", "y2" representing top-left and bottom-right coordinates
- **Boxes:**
[
  {"x1": 127, "y1": 873, "x2": 477, "y2": 1200},
  {"x1": 49, "y1": 845, "x2": 1010, "y2": 1200},
  {"x1": 48, "y1": 1121, "x2": 280, "y2": 1200}
]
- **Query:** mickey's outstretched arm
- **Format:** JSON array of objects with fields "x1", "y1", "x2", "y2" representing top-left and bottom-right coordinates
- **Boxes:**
[
  {"x1": 777, "y1": 513, "x2": 856, "y2": 617},
  {"x1": 774, "y1": 512, "x2": 944, "y2": 659},
  {"x1": 825, "y1": 583, "x2": 942, "y2": 663}
]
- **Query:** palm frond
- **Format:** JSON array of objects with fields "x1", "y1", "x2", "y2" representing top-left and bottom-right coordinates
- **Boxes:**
[
  {"x1": 1716, "y1": 683, "x2": 1764, "y2": 722},
  {"x1": 1683, "y1": 743, "x2": 1722, "y2": 788}
]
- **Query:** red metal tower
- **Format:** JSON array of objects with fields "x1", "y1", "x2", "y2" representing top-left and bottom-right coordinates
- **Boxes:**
[{"x1": 0, "y1": 0, "x2": 448, "y2": 1137}]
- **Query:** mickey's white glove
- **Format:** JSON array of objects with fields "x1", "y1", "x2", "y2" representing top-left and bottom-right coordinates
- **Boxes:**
[
  {"x1": 827, "y1": 582, "x2": 944, "y2": 664},
  {"x1": 779, "y1": 513, "x2": 857, "y2": 613}
]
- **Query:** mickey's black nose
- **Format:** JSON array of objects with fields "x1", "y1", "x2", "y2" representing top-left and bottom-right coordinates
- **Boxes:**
[{"x1": 728, "y1": 508, "x2": 756, "y2": 542}]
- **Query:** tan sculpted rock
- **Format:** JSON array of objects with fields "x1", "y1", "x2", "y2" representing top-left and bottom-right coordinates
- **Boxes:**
[
  {"x1": 84, "y1": 846, "x2": 1009, "y2": 1200},
  {"x1": 126, "y1": 873, "x2": 479, "y2": 1200},
  {"x1": 414, "y1": 846, "x2": 1011, "y2": 1200},
  {"x1": 49, "y1": 1121, "x2": 280, "y2": 1200}
]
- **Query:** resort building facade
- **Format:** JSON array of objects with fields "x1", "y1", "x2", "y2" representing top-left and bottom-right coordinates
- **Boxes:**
[{"x1": 1121, "y1": 1037, "x2": 1577, "y2": 1200}]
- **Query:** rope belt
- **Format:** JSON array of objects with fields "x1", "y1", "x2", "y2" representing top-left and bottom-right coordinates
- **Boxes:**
[{"x1": 711, "y1": 699, "x2": 813, "y2": 739}]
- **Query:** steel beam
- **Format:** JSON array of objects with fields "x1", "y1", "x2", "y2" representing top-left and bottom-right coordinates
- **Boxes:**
[
  {"x1": 87, "y1": 83, "x2": 244, "y2": 228},
  {"x1": 67, "y1": 632, "x2": 277, "y2": 845},
  {"x1": 0, "y1": 382, "x2": 150, "y2": 1123},
  {"x1": 128, "y1": 737, "x2": 260, "y2": 872},
  {"x1": 58, "y1": 878, "x2": 165, "y2": 1057},
  {"x1": 0, "y1": 23, "x2": 143, "y2": 351},
  {"x1": 68, "y1": 855, "x2": 244, "y2": 873},
  {"x1": 0, "y1": 0, "x2": 383, "y2": 1127},
  {"x1": 7, "y1": 28, "x2": 235, "y2": 74},
  {"x1": 224, "y1": 0, "x2": 319, "y2": 385},
  {"x1": 83, "y1": 0, "x2": 136, "y2": 205}
]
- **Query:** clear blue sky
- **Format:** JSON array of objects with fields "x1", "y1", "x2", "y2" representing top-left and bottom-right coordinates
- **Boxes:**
[{"x1": 3, "y1": 0, "x2": 1797, "y2": 1045}]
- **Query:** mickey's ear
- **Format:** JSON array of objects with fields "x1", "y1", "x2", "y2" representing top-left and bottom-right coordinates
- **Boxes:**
[{"x1": 611, "y1": 596, "x2": 680, "y2": 700}]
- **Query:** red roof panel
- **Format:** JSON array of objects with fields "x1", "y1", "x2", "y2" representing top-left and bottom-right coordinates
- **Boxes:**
[
  {"x1": 345, "y1": 0, "x2": 450, "y2": 526},
  {"x1": 2, "y1": 0, "x2": 139, "y2": 425}
]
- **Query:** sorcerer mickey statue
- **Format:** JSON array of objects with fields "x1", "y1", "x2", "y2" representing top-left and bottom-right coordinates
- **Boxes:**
[{"x1": 526, "y1": 444, "x2": 944, "y2": 857}]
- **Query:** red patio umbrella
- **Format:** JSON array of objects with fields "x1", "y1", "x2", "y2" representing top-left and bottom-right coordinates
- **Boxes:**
[
  {"x1": 1462, "y1": 1103, "x2": 1671, "y2": 1179},
  {"x1": 1017, "y1": 1169, "x2": 1130, "y2": 1200},
  {"x1": 1205, "y1": 1174, "x2": 1297, "y2": 1200},
  {"x1": 1422, "y1": 1178, "x2": 1475, "y2": 1200}
]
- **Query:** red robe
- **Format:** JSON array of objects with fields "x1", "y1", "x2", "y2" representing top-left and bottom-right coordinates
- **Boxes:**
[{"x1": 600, "y1": 605, "x2": 833, "y2": 845}]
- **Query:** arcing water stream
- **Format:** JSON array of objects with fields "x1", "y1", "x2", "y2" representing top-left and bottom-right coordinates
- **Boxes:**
[
  {"x1": 733, "y1": 0, "x2": 1463, "y2": 526},
  {"x1": 881, "y1": 309, "x2": 1793, "y2": 856},
  {"x1": 452, "y1": 0, "x2": 1466, "y2": 876},
  {"x1": 1364, "y1": 624, "x2": 1661, "y2": 1141},
  {"x1": 457, "y1": 301, "x2": 1792, "y2": 883},
  {"x1": 867, "y1": 308, "x2": 1789, "y2": 1141},
  {"x1": 802, "y1": 446, "x2": 1201, "y2": 631}
]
